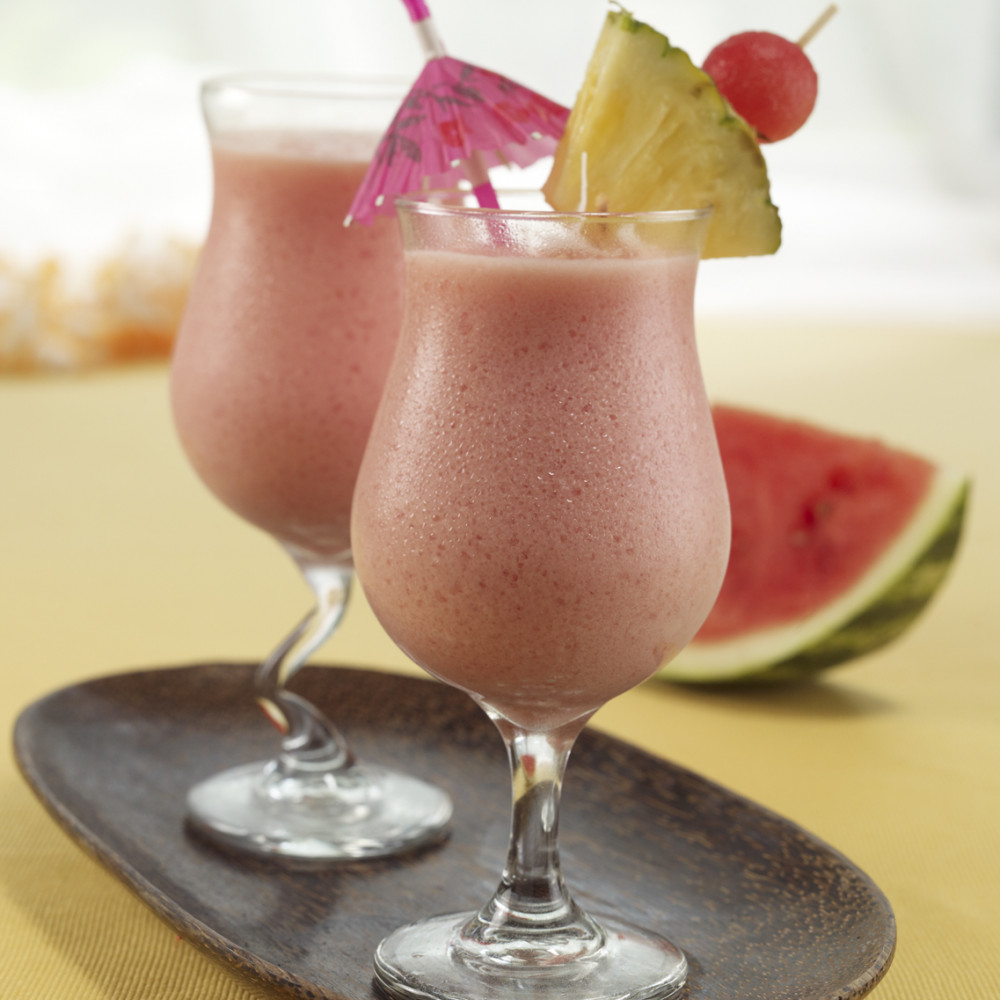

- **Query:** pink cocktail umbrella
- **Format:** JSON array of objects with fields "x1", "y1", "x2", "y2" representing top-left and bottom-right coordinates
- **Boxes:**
[{"x1": 346, "y1": 0, "x2": 569, "y2": 225}]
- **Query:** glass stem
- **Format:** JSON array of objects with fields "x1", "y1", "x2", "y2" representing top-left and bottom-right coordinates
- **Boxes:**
[
  {"x1": 459, "y1": 714, "x2": 605, "y2": 962},
  {"x1": 254, "y1": 563, "x2": 355, "y2": 774}
]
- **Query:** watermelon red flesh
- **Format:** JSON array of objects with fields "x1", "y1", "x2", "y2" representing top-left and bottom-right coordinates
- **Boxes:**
[{"x1": 696, "y1": 405, "x2": 935, "y2": 642}]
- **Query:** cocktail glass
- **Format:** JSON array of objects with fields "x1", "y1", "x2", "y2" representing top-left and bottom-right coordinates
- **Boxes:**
[
  {"x1": 169, "y1": 75, "x2": 452, "y2": 861},
  {"x1": 351, "y1": 193, "x2": 731, "y2": 998}
]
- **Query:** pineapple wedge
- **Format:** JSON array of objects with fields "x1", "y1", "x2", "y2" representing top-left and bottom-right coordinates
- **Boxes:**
[{"x1": 543, "y1": 8, "x2": 782, "y2": 258}]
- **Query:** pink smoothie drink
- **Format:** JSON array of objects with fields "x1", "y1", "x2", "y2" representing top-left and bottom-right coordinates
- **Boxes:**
[
  {"x1": 171, "y1": 131, "x2": 402, "y2": 564},
  {"x1": 352, "y1": 246, "x2": 731, "y2": 731}
]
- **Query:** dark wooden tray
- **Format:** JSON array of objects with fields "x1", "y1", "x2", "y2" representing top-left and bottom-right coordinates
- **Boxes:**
[{"x1": 13, "y1": 663, "x2": 895, "y2": 1000}]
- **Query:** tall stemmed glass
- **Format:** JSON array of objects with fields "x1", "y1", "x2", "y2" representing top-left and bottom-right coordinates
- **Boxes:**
[
  {"x1": 169, "y1": 76, "x2": 452, "y2": 861},
  {"x1": 351, "y1": 194, "x2": 731, "y2": 999}
]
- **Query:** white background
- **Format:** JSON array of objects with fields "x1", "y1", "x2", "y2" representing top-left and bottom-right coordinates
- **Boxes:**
[{"x1": 1, "y1": 0, "x2": 998, "y2": 325}]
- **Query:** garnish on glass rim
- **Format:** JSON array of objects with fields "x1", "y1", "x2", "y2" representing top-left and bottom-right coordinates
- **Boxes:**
[{"x1": 543, "y1": 6, "x2": 783, "y2": 258}]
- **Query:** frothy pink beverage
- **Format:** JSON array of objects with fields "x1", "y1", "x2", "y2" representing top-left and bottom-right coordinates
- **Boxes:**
[
  {"x1": 171, "y1": 131, "x2": 402, "y2": 564},
  {"x1": 353, "y1": 246, "x2": 730, "y2": 731}
]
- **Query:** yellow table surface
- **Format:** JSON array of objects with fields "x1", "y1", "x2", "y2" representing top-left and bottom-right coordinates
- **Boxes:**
[{"x1": 2, "y1": 319, "x2": 998, "y2": 999}]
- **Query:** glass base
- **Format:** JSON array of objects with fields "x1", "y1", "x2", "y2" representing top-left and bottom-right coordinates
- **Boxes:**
[
  {"x1": 373, "y1": 910, "x2": 687, "y2": 1000},
  {"x1": 185, "y1": 759, "x2": 452, "y2": 862}
]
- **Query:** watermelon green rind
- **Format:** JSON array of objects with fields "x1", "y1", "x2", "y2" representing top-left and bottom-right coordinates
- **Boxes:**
[{"x1": 660, "y1": 468, "x2": 969, "y2": 684}]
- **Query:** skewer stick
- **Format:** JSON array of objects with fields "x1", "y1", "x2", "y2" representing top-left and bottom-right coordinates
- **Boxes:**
[{"x1": 798, "y1": 4, "x2": 838, "y2": 47}]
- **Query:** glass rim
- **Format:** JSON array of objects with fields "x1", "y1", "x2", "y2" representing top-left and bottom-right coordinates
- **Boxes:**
[
  {"x1": 395, "y1": 191, "x2": 714, "y2": 225},
  {"x1": 201, "y1": 72, "x2": 409, "y2": 103}
]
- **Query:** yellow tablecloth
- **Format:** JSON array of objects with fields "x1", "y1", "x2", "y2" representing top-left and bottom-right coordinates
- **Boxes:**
[{"x1": 2, "y1": 319, "x2": 998, "y2": 999}]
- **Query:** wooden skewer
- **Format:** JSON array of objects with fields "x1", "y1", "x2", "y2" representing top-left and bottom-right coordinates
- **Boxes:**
[{"x1": 797, "y1": 4, "x2": 838, "y2": 48}]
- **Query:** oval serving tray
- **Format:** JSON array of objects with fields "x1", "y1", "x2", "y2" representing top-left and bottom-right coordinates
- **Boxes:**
[{"x1": 13, "y1": 663, "x2": 895, "y2": 999}]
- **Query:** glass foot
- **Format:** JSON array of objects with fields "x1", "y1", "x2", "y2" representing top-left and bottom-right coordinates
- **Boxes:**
[
  {"x1": 185, "y1": 759, "x2": 452, "y2": 861},
  {"x1": 373, "y1": 910, "x2": 687, "y2": 1000}
]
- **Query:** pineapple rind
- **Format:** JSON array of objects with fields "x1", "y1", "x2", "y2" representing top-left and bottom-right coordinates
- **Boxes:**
[{"x1": 543, "y1": 9, "x2": 782, "y2": 258}]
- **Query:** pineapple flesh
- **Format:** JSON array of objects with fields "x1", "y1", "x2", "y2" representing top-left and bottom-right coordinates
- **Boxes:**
[{"x1": 543, "y1": 8, "x2": 782, "y2": 259}]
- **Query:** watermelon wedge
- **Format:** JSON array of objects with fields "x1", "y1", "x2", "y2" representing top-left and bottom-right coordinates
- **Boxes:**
[{"x1": 661, "y1": 405, "x2": 969, "y2": 684}]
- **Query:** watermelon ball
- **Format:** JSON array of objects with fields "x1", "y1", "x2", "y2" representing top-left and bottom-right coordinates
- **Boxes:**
[{"x1": 703, "y1": 31, "x2": 818, "y2": 142}]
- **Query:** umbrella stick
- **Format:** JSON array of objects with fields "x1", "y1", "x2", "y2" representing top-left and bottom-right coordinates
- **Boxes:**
[{"x1": 402, "y1": 1, "x2": 501, "y2": 209}]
